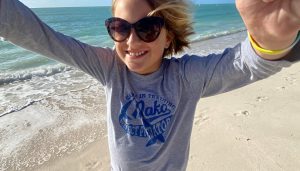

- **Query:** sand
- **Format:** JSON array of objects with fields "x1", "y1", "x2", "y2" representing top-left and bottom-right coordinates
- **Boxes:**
[{"x1": 187, "y1": 62, "x2": 300, "y2": 170}]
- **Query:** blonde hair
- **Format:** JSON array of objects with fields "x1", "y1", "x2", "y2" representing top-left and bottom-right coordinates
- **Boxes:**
[{"x1": 112, "y1": 0, "x2": 194, "y2": 57}]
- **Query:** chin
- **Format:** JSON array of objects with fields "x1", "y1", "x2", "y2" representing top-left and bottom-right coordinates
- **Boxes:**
[{"x1": 127, "y1": 65, "x2": 146, "y2": 74}]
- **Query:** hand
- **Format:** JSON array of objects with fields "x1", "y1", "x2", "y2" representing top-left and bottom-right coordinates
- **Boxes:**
[{"x1": 236, "y1": 0, "x2": 300, "y2": 51}]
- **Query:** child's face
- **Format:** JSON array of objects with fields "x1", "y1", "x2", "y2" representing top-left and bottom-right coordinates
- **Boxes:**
[{"x1": 113, "y1": 0, "x2": 171, "y2": 75}]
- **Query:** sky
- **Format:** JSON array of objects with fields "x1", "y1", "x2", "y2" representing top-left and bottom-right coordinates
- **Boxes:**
[{"x1": 20, "y1": 0, "x2": 235, "y2": 8}]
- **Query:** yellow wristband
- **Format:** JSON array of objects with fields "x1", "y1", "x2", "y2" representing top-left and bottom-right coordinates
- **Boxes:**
[{"x1": 248, "y1": 31, "x2": 300, "y2": 55}]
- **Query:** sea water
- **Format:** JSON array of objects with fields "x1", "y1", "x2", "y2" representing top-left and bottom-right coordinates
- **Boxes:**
[{"x1": 0, "y1": 4, "x2": 244, "y2": 85}]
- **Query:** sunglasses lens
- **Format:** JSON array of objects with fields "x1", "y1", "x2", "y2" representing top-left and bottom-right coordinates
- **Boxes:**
[
  {"x1": 135, "y1": 17, "x2": 164, "y2": 42},
  {"x1": 106, "y1": 18, "x2": 130, "y2": 42},
  {"x1": 105, "y1": 17, "x2": 164, "y2": 42}
]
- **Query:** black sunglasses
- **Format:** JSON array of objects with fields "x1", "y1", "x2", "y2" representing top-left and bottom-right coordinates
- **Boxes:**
[{"x1": 105, "y1": 16, "x2": 165, "y2": 43}]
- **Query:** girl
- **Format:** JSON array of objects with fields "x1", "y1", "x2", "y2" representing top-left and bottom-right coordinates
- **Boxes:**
[{"x1": 0, "y1": 0, "x2": 299, "y2": 170}]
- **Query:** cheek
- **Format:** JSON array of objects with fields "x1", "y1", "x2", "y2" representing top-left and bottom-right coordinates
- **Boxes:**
[
  {"x1": 115, "y1": 43, "x2": 125, "y2": 57},
  {"x1": 152, "y1": 44, "x2": 165, "y2": 56},
  {"x1": 152, "y1": 37, "x2": 169, "y2": 55},
  {"x1": 156, "y1": 30, "x2": 170, "y2": 50}
]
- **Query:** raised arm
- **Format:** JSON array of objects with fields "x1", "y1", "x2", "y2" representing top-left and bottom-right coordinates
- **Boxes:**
[
  {"x1": 182, "y1": 0, "x2": 300, "y2": 98},
  {"x1": 0, "y1": 0, "x2": 115, "y2": 85},
  {"x1": 236, "y1": 0, "x2": 300, "y2": 60}
]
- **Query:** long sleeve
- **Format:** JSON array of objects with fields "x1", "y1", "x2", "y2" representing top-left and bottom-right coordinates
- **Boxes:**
[
  {"x1": 179, "y1": 38, "x2": 299, "y2": 99},
  {"x1": 0, "y1": 0, "x2": 116, "y2": 85}
]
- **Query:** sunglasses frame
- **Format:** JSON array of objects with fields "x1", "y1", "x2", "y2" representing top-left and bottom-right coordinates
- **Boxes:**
[{"x1": 105, "y1": 16, "x2": 165, "y2": 43}]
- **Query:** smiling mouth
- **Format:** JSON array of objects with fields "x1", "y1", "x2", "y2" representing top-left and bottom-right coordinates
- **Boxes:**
[{"x1": 126, "y1": 51, "x2": 148, "y2": 58}]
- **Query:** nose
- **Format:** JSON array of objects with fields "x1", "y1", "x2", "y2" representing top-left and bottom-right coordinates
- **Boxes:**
[{"x1": 126, "y1": 28, "x2": 142, "y2": 46}]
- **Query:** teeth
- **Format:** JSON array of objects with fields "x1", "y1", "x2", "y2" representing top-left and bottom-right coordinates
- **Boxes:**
[{"x1": 128, "y1": 51, "x2": 146, "y2": 56}]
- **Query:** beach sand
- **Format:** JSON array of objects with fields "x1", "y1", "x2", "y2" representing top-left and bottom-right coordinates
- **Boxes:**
[
  {"x1": 187, "y1": 62, "x2": 300, "y2": 171},
  {"x1": 1, "y1": 32, "x2": 300, "y2": 170}
]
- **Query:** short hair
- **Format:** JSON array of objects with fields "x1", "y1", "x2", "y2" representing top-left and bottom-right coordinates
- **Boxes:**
[{"x1": 112, "y1": 0, "x2": 194, "y2": 57}]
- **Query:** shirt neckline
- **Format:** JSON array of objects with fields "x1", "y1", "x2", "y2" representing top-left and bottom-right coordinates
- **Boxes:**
[{"x1": 128, "y1": 59, "x2": 166, "y2": 81}]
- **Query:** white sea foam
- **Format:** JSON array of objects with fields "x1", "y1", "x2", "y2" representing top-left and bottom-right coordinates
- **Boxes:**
[
  {"x1": 0, "y1": 64, "x2": 72, "y2": 85},
  {"x1": 0, "y1": 37, "x2": 6, "y2": 41},
  {"x1": 0, "y1": 67, "x2": 99, "y2": 115},
  {"x1": 190, "y1": 28, "x2": 246, "y2": 43},
  {"x1": 0, "y1": 104, "x2": 60, "y2": 157},
  {"x1": 0, "y1": 76, "x2": 106, "y2": 170}
]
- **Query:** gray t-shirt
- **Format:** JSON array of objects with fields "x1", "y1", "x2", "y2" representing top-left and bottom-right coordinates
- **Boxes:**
[{"x1": 1, "y1": 0, "x2": 298, "y2": 170}]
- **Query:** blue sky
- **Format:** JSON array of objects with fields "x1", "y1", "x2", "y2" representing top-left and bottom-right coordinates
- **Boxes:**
[{"x1": 20, "y1": 0, "x2": 235, "y2": 8}]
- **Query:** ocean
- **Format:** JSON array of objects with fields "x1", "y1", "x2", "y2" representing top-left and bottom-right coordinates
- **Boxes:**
[
  {"x1": 0, "y1": 4, "x2": 247, "y2": 170},
  {"x1": 0, "y1": 4, "x2": 245, "y2": 80}
]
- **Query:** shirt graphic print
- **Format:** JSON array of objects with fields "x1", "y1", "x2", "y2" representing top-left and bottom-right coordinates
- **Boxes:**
[{"x1": 119, "y1": 92, "x2": 176, "y2": 147}]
